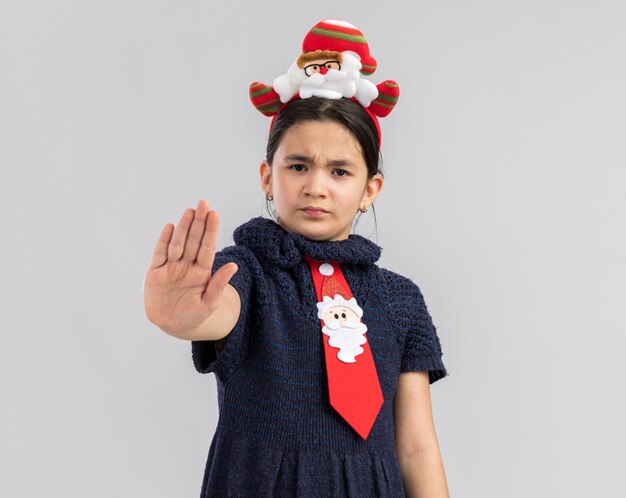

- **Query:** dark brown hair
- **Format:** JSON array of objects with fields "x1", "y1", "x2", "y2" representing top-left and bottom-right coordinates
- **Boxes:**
[{"x1": 265, "y1": 97, "x2": 383, "y2": 179}]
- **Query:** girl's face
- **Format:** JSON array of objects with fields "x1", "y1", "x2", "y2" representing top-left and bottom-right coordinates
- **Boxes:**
[{"x1": 260, "y1": 120, "x2": 383, "y2": 241}]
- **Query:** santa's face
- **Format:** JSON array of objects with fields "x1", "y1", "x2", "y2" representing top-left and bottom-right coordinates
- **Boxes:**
[
  {"x1": 260, "y1": 120, "x2": 381, "y2": 241},
  {"x1": 281, "y1": 51, "x2": 363, "y2": 101},
  {"x1": 301, "y1": 59, "x2": 342, "y2": 77},
  {"x1": 321, "y1": 305, "x2": 360, "y2": 326},
  {"x1": 305, "y1": 53, "x2": 360, "y2": 99}
]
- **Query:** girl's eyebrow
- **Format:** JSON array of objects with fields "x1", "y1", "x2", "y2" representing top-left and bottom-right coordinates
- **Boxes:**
[
  {"x1": 283, "y1": 154, "x2": 356, "y2": 168},
  {"x1": 284, "y1": 154, "x2": 313, "y2": 163}
]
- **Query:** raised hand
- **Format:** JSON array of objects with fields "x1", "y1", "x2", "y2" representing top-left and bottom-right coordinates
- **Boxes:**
[{"x1": 143, "y1": 199, "x2": 238, "y2": 337}]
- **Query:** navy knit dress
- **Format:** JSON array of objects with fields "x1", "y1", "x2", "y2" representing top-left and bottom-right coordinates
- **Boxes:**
[{"x1": 191, "y1": 217, "x2": 447, "y2": 497}]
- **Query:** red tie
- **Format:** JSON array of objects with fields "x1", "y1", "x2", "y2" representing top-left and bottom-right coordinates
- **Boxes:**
[{"x1": 304, "y1": 255, "x2": 384, "y2": 440}]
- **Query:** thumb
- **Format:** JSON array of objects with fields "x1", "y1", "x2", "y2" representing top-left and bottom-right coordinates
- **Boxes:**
[{"x1": 202, "y1": 263, "x2": 239, "y2": 308}]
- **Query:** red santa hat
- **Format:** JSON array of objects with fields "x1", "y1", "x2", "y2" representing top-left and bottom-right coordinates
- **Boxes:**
[
  {"x1": 301, "y1": 19, "x2": 378, "y2": 76},
  {"x1": 316, "y1": 263, "x2": 364, "y2": 319},
  {"x1": 319, "y1": 263, "x2": 350, "y2": 300}
]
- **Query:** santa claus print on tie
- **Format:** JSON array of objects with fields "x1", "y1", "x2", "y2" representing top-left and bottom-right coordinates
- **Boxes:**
[
  {"x1": 316, "y1": 297, "x2": 368, "y2": 364},
  {"x1": 315, "y1": 262, "x2": 369, "y2": 364}
]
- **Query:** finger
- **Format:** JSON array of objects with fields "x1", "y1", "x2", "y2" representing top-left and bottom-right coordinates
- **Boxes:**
[
  {"x1": 182, "y1": 199, "x2": 210, "y2": 262},
  {"x1": 196, "y1": 210, "x2": 220, "y2": 272},
  {"x1": 167, "y1": 208, "x2": 194, "y2": 261},
  {"x1": 202, "y1": 262, "x2": 238, "y2": 308},
  {"x1": 148, "y1": 223, "x2": 174, "y2": 269}
]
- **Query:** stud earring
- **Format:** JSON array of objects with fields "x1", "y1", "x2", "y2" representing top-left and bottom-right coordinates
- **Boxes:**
[
  {"x1": 359, "y1": 205, "x2": 368, "y2": 213},
  {"x1": 266, "y1": 193, "x2": 273, "y2": 201}
]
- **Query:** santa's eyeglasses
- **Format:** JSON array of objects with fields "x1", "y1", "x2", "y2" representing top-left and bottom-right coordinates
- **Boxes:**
[{"x1": 303, "y1": 60, "x2": 341, "y2": 76}]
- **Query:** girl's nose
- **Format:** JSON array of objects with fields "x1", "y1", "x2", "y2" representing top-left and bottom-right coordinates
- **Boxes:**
[
  {"x1": 303, "y1": 170, "x2": 327, "y2": 197},
  {"x1": 319, "y1": 66, "x2": 328, "y2": 75}
]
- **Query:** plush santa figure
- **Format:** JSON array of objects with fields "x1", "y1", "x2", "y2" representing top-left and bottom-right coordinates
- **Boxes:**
[{"x1": 249, "y1": 19, "x2": 399, "y2": 119}]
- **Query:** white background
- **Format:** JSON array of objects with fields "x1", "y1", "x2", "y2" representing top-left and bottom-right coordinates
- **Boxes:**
[{"x1": 1, "y1": 1, "x2": 624, "y2": 496}]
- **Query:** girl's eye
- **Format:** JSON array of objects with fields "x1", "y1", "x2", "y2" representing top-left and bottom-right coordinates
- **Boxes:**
[
  {"x1": 290, "y1": 164, "x2": 306, "y2": 172},
  {"x1": 333, "y1": 168, "x2": 349, "y2": 177}
]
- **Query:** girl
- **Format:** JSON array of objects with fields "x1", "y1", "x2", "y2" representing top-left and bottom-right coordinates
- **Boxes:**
[{"x1": 144, "y1": 20, "x2": 449, "y2": 498}]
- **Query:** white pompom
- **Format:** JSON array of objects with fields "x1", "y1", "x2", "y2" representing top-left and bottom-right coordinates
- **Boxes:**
[{"x1": 319, "y1": 263, "x2": 334, "y2": 276}]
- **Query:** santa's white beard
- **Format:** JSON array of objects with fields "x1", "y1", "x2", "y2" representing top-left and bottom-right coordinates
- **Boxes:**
[
  {"x1": 305, "y1": 70, "x2": 347, "y2": 86},
  {"x1": 299, "y1": 69, "x2": 356, "y2": 99},
  {"x1": 273, "y1": 51, "x2": 379, "y2": 106},
  {"x1": 322, "y1": 319, "x2": 368, "y2": 363}
]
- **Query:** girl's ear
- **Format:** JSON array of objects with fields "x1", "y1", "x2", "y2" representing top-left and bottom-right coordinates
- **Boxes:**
[
  {"x1": 361, "y1": 173, "x2": 384, "y2": 208},
  {"x1": 259, "y1": 160, "x2": 272, "y2": 196}
]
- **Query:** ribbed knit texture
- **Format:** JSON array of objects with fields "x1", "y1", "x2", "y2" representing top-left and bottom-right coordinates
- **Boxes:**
[{"x1": 191, "y1": 217, "x2": 447, "y2": 497}]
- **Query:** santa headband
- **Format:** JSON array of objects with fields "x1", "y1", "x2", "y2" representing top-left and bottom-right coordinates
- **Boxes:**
[{"x1": 249, "y1": 19, "x2": 400, "y2": 148}]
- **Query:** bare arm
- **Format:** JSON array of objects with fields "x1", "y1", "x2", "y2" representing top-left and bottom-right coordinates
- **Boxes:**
[
  {"x1": 394, "y1": 371, "x2": 450, "y2": 498},
  {"x1": 143, "y1": 199, "x2": 241, "y2": 342}
]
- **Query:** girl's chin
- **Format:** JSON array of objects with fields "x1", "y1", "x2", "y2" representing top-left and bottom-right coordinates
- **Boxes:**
[{"x1": 277, "y1": 219, "x2": 350, "y2": 241}]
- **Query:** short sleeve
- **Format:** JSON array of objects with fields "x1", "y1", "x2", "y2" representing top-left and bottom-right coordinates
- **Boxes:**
[
  {"x1": 400, "y1": 283, "x2": 448, "y2": 384},
  {"x1": 191, "y1": 245, "x2": 254, "y2": 384},
  {"x1": 381, "y1": 269, "x2": 448, "y2": 384}
]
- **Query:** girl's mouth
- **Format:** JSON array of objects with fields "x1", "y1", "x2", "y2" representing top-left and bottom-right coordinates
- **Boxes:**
[{"x1": 301, "y1": 207, "x2": 328, "y2": 217}]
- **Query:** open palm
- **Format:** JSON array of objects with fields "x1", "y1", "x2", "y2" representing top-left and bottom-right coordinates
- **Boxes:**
[{"x1": 143, "y1": 199, "x2": 238, "y2": 336}]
